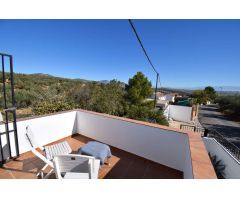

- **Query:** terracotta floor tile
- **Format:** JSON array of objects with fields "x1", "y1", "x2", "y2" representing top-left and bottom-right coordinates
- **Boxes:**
[
  {"x1": 143, "y1": 162, "x2": 183, "y2": 179},
  {"x1": 10, "y1": 170, "x2": 38, "y2": 179},
  {"x1": 0, "y1": 166, "x2": 7, "y2": 174},
  {"x1": 0, "y1": 170, "x2": 14, "y2": 179},
  {"x1": 98, "y1": 156, "x2": 120, "y2": 179},
  {"x1": 31, "y1": 158, "x2": 47, "y2": 170},
  {"x1": 4, "y1": 160, "x2": 23, "y2": 170}
]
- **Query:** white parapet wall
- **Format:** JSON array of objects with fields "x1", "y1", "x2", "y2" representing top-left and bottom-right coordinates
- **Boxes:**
[
  {"x1": 203, "y1": 137, "x2": 240, "y2": 179},
  {"x1": 1, "y1": 110, "x2": 194, "y2": 178},
  {"x1": 0, "y1": 111, "x2": 77, "y2": 160},
  {"x1": 164, "y1": 105, "x2": 192, "y2": 123},
  {"x1": 76, "y1": 110, "x2": 193, "y2": 178}
]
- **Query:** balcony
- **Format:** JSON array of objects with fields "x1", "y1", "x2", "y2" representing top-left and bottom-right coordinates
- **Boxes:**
[{"x1": 0, "y1": 109, "x2": 216, "y2": 179}]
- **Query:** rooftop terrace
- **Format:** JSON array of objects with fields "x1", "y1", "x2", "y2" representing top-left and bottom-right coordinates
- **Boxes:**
[
  {"x1": 0, "y1": 134, "x2": 183, "y2": 179},
  {"x1": 0, "y1": 109, "x2": 216, "y2": 179}
]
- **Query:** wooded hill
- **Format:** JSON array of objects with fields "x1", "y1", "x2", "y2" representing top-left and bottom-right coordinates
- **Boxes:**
[
  {"x1": 0, "y1": 72, "x2": 85, "y2": 108},
  {"x1": 0, "y1": 72, "x2": 168, "y2": 126}
]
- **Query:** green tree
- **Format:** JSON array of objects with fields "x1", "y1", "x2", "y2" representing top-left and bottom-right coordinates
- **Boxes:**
[
  {"x1": 67, "y1": 84, "x2": 91, "y2": 109},
  {"x1": 89, "y1": 81, "x2": 125, "y2": 115},
  {"x1": 192, "y1": 90, "x2": 208, "y2": 104},
  {"x1": 192, "y1": 86, "x2": 217, "y2": 104},
  {"x1": 126, "y1": 72, "x2": 152, "y2": 105},
  {"x1": 1, "y1": 71, "x2": 169, "y2": 126},
  {"x1": 204, "y1": 86, "x2": 217, "y2": 102},
  {"x1": 125, "y1": 72, "x2": 168, "y2": 126},
  {"x1": 67, "y1": 80, "x2": 125, "y2": 116}
]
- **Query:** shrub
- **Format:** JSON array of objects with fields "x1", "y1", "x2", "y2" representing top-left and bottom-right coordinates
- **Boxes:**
[
  {"x1": 15, "y1": 89, "x2": 40, "y2": 108},
  {"x1": 33, "y1": 98, "x2": 74, "y2": 115},
  {"x1": 216, "y1": 95, "x2": 240, "y2": 116},
  {"x1": 126, "y1": 103, "x2": 169, "y2": 126}
]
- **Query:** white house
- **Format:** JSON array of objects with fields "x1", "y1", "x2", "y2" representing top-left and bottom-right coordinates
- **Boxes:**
[
  {"x1": 156, "y1": 100, "x2": 169, "y2": 109},
  {"x1": 159, "y1": 94, "x2": 176, "y2": 102}
]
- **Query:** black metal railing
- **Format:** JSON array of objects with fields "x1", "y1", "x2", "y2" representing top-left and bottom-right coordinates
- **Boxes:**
[
  {"x1": 180, "y1": 124, "x2": 205, "y2": 136},
  {"x1": 207, "y1": 130, "x2": 240, "y2": 161},
  {"x1": 0, "y1": 53, "x2": 19, "y2": 166}
]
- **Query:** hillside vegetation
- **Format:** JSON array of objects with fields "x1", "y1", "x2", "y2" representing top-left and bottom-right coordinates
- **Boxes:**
[
  {"x1": 0, "y1": 72, "x2": 168, "y2": 126},
  {"x1": 216, "y1": 95, "x2": 240, "y2": 121},
  {"x1": 0, "y1": 73, "x2": 81, "y2": 113}
]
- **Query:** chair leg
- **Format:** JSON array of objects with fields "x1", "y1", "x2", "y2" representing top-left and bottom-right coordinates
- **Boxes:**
[
  {"x1": 37, "y1": 163, "x2": 50, "y2": 178},
  {"x1": 43, "y1": 169, "x2": 54, "y2": 179},
  {"x1": 40, "y1": 171, "x2": 44, "y2": 179},
  {"x1": 38, "y1": 168, "x2": 54, "y2": 179}
]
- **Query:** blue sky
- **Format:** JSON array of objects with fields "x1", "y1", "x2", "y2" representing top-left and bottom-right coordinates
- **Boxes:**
[{"x1": 0, "y1": 19, "x2": 240, "y2": 87}]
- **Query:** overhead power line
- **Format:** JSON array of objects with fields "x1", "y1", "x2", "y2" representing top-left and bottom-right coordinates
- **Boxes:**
[
  {"x1": 128, "y1": 19, "x2": 160, "y2": 107},
  {"x1": 128, "y1": 19, "x2": 159, "y2": 75}
]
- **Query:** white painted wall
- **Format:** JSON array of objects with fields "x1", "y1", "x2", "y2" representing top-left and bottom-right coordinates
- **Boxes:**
[
  {"x1": 203, "y1": 138, "x2": 240, "y2": 179},
  {"x1": 183, "y1": 145, "x2": 193, "y2": 179},
  {"x1": 76, "y1": 111, "x2": 193, "y2": 178},
  {"x1": 0, "y1": 111, "x2": 77, "y2": 160},
  {"x1": 163, "y1": 105, "x2": 170, "y2": 119},
  {"x1": 1, "y1": 110, "x2": 194, "y2": 178},
  {"x1": 165, "y1": 105, "x2": 192, "y2": 123}
]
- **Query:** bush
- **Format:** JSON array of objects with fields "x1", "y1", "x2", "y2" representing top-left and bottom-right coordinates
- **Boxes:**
[
  {"x1": 126, "y1": 103, "x2": 169, "y2": 126},
  {"x1": 15, "y1": 89, "x2": 40, "y2": 108},
  {"x1": 67, "y1": 80, "x2": 125, "y2": 116},
  {"x1": 216, "y1": 95, "x2": 240, "y2": 116},
  {"x1": 149, "y1": 109, "x2": 169, "y2": 126},
  {"x1": 67, "y1": 84, "x2": 91, "y2": 109},
  {"x1": 33, "y1": 98, "x2": 74, "y2": 115},
  {"x1": 126, "y1": 104, "x2": 150, "y2": 121}
]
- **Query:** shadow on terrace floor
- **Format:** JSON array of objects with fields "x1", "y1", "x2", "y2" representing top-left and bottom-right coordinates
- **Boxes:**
[{"x1": 72, "y1": 134, "x2": 183, "y2": 179}]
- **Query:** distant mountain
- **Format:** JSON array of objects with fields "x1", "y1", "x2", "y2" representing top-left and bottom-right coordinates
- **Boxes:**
[
  {"x1": 21, "y1": 72, "x2": 123, "y2": 85},
  {"x1": 28, "y1": 73, "x2": 97, "y2": 83},
  {"x1": 213, "y1": 86, "x2": 240, "y2": 92},
  {"x1": 178, "y1": 86, "x2": 240, "y2": 92},
  {"x1": 73, "y1": 78, "x2": 91, "y2": 83},
  {"x1": 30, "y1": 73, "x2": 54, "y2": 77},
  {"x1": 99, "y1": 80, "x2": 110, "y2": 84},
  {"x1": 156, "y1": 86, "x2": 240, "y2": 96}
]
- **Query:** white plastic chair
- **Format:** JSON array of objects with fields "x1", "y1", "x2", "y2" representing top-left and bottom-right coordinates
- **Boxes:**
[
  {"x1": 53, "y1": 154, "x2": 100, "y2": 179},
  {"x1": 0, "y1": 112, "x2": 3, "y2": 122},
  {"x1": 25, "y1": 125, "x2": 72, "y2": 178}
]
